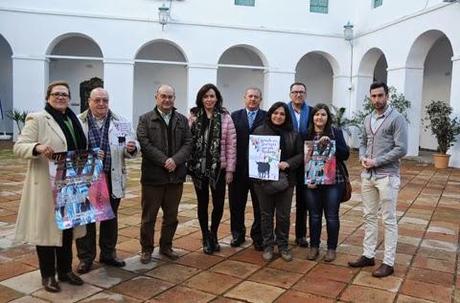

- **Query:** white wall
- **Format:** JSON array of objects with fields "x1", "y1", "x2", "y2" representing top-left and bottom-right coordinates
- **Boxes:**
[
  {"x1": 420, "y1": 36, "x2": 453, "y2": 150},
  {"x1": 0, "y1": 36, "x2": 12, "y2": 133}
]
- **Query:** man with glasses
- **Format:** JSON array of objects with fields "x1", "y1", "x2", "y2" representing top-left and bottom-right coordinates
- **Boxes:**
[
  {"x1": 137, "y1": 84, "x2": 192, "y2": 264},
  {"x1": 76, "y1": 87, "x2": 140, "y2": 274},
  {"x1": 287, "y1": 82, "x2": 312, "y2": 248},
  {"x1": 229, "y1": 88, "x2": 266, "y2": 250},
  {"x1": 348, "y1": 82, "x2": 407, "y2": 278}
]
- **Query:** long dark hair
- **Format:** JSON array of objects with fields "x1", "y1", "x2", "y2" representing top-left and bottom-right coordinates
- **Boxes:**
[
  {"x1": 306, "y1": 103, "x2": 333, "y2": 139},
  {"x1": 266, "y1": 102, "x2": 293, "y2": 131},
  {"x1": 195, "y1": 83, "x2": 224, "y2": 112}
]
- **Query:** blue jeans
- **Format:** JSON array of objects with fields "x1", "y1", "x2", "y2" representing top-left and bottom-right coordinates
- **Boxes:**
[{"x1": 305, "y1": 182, "x2": 344, "y2": 250}]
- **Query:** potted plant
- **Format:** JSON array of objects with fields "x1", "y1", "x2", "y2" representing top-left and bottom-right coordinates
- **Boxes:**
[
  {"x1": 6, "y1": 109, "x2": 28, "y2": 134},
  {"x1": 331, "y1": 105, "x2": 352, "y2": 145},
  {"x1": 424, "y1": 100, "x2": 460, "y2": 169}
]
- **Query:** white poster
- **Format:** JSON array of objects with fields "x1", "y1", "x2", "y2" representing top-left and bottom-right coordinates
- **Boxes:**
[{"x1": 249, "y1": 135, "x2": 280, "y2": 181}]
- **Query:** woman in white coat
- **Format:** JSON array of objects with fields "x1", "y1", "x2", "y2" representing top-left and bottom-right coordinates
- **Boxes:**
[{"x1": 14, "y1": 81, "x2": 87, "y2": 292}]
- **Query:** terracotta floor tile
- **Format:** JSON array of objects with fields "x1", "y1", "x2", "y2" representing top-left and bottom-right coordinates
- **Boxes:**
[
  {"x1": 412, "y1": 255, "x2": 456, "y2": 273},
  {"x1": 248, "y1": 267, "x2": 303, "y2": 289},
  {"x1": 400, "y1": 279, "x2": 452, "y2": 303},
  {"x1": 145, "y1": 263, "x2": 200, "y2": 283},
  {"x1": 209, "y1": 297, "x2": 245, "y2": 303},
  {"x1": 155, "y1": 286, "x2": 216, "y2": 303},
  {"x1": 173, "y1": 235, "x2": 204, "y2": 251},
  {"x1": 352, "y1": 271, "x2": 402, "y2": 293},
  {"x1": 210, "y1": 260, "x2": 260, "y2": 279},
  {"x1": 396, "y1": 294, "x2": 435, "y2": 303},
  {"x1": 0, "y1": 284, "x2": 22, "y2": 302},
  {"x1": 224, "y1": 281, "x2": 285, "y2": 303},
  {"x1": 340, "y1": 285, "x2": 396, "y2": 303},
  {"x1": 80, "y1": 291, "x2": 142, "y2": 303},
  {"x1": 292, "y1": 276, "x2": 346, "y2": 299},
  {"x1": 306, "y1": 263, "x2": 357, "y2": 283},
  {"x1": 0, "y1": 261, "x2": 35, "y2": 281},
  {"x1": 274, "y1": 290, "x2": 334, "y2": 303},
  {"x1": 111, "y1": 276, "x2": 174, "y2": 300},
  {"x1": 406, "y1": 267, "x2": 454, "y2": 287},
  {"x1": 229, "y1": 248, "x2": 266, "y2": 266},
  {"x1": 268, "y1": 257, "x2": 316, "y2": 274},
  {"x1": 183, "y1": 271, "x2": 241, "y2": 295},
  {"x1": 176, "y1": 252, "x2": 224, "y2": 270}
]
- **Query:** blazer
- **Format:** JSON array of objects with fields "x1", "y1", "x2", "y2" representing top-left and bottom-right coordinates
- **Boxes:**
[{"x1": 231, "y1": 108, "x2": 267, "y2": 179}]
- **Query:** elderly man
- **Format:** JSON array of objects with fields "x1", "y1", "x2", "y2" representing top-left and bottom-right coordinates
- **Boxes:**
[
  {"x1": 137, "y1": 84, "x2": 192, "y2": 264},
  {"x1": 287, "y1": 82, "x2": 312, "y2": 248},
  {"x1": 76, "y1": 87, "x2": 140, "y2": 274},
  {"x1": 228, "y1": 88, "x2": 266, "y2": 250}
]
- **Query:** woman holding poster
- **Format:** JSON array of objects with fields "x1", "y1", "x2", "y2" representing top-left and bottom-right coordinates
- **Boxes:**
[
  {"x1": 13, "y1": 81, "x2": 87, "y2": 292},
  {"x1": 188, "y1": 83, "x2": 236, "y2": 255},
  {"x1": 252, "y1": 102, "x2": 303, "y2": 262},
  {"x1": 304, "y1": 103, "x2": 350, "y2": 262}
]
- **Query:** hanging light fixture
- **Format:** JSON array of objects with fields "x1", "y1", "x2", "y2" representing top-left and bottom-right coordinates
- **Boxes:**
[
  {"x1": 158, "y1": 3, "x2": 170, "y2": 30},
  {"x1": 343, "y1": 21, "x2": 354, "y2": 42}
]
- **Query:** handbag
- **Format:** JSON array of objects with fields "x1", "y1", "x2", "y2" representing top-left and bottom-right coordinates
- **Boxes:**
[
  {"x1": 261, "y1": 171, "x2": 289, "y2": 194},
  {"x1": 339, "y1": 161, "x2": 352, "y2": 202}
]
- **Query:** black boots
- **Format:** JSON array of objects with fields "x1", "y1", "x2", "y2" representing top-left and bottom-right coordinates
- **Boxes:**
[{"x1": 202, "y1": 230, "x2": 220, "y2": 254}]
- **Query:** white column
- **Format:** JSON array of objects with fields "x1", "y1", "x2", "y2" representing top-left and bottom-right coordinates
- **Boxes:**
[
  {"x1": 187, "y1": 64, "x2": 218, "y2": 110},
  {"x1": 263, "y1": 70, "x2": 295, "y2": 110},
  {"x1": 332, "y1": 75, "x2": 351, "y2": 110},
  {"x1": 387, "y1": 66, "x2": 424, "y2": 157},
  {"x1": 12, "y1": 55, "x2": 49, "y2": 139},
  {"x1": 352, "y1": 74, "x2": 374, "y2": 113},
  {"x1": 103, "y1": 59, "x2": 135, "y2": 123},
  {"x1": 448, "y1": 56, "x2": 460, "y2": 167}
]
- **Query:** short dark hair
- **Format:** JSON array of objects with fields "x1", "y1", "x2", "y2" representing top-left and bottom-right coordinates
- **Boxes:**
[
  {"x1": 307, "y1": 103, "x2": 333, "y2": 139},
  {"x1": 290, "y1": 82, "x2": 307, "y2": 92},
  {"x1": 266, "y1": 101, "x2": 293, "y2": 131},
  {"x1": 369, "y1": 81, "x2": 388, "y2": 95},
  {"x1": 195, "y1": 83, "x2": 224, "y2": 111},
  {"x1": 46, "y1": 80, "x2": 71, "y2": 100}
]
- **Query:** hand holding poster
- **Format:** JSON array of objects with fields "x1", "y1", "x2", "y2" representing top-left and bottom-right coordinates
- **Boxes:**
[
  {"x1": 49, "y1": 149, "x2": 114, "y2": 230},
  {"x1": 304, "y1": 140, "x2": 336, "y2": 185},
  {"x1": 249, "y1": 135, "x2": 280, "y2": 181}
]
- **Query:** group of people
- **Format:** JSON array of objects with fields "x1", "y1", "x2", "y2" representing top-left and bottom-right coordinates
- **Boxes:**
[{"x1": 13, "y1": 79, "x2": 407, "y2": 293}]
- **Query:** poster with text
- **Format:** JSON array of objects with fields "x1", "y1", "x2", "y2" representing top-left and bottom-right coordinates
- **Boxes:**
[
  {"x1": 304, "y1": 140, "x2": 337, "y2": 185},
  {"x1": 49, "y1": 149, "x2": 114, "y2": 230},
  {"x1": 249, "y1": 135, "x2": 280, "y2": 181}
]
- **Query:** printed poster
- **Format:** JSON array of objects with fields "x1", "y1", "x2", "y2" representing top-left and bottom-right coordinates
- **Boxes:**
[
  {"x1": 249, "y1": 135, "x2": 280, "y2": 181},
  {"x1": 304, "y1": 140, "x2": 337, "y2": 185},
  {"x1": 49, "y1": 149, "x2": 114, "y2": 230}
]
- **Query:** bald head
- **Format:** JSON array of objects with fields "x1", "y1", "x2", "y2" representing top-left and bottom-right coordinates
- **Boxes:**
[
  {"x1": 155, "y1": 84, "x2": 176, "y2": 113},
  {"x1": 88, "y1": 87, "x2": 109, "y2": 119}
]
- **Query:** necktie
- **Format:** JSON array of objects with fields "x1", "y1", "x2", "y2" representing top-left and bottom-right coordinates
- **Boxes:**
[{"x1": 248, "y1": 111, "x2": 256, "y2": 129}]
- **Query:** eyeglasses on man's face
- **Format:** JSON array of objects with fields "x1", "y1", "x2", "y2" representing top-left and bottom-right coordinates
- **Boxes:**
[
  {"x1": 290, "y1": 91, "x2": 306, "y2": 95},
  {"x1": 50, "y1": 92, "x2": 69, "y2": 98}
]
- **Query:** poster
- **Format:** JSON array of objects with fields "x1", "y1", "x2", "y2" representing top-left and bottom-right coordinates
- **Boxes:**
[
  {"x1": 304, "y1": 140, "x2": 337, "y2": 185},
  {"x1": 49, "y1": 149, "x2": 114, "y2": 230},
  {"x1": 249, "y1": 135, "x2": 280, "y2": 181}
]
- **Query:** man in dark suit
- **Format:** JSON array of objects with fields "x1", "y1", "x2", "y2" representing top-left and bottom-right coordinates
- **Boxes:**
[{"x1": 229, "y1": 88, "x2": 267, "y2": 250}]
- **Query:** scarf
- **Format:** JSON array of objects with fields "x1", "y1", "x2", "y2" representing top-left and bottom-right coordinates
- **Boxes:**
[
  {"x1": 44, "y1": 103, "x2": 87, "y2": 151},
  {"x1": 288, "y1": 102, "x2": 310, "y2": 140},
  {"x1": 189, "y1": 108, "x2": 222, "y2": 189},
  {"x1": 87, "y1": 110, "x2": 112, "y2": 173}
]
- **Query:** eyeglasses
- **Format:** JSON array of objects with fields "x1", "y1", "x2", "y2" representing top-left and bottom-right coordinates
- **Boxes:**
[
  {"x1": 50, "y1": 92, "x2": 69, "y2": 98},
  {"x1": 91, "y1": 98, "x2": 109, "y2": 104},
  {"x1": 158, "y1": 94, "x2": 175, "y2": 100},
  {"x1": 290, "y1": 91, "x2": 306, "y2": 95}
]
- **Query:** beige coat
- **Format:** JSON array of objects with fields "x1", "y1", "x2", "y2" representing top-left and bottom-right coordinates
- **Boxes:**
[{"x1": 14, "y1": 111, "x2": 86, "y2": 246}]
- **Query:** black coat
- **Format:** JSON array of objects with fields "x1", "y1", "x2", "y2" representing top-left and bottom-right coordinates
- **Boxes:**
[{"x1": 231, "y1": 108, "x2": 267, "y2": 179}]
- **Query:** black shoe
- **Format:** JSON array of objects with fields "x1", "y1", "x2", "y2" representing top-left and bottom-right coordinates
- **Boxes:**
[
  {"x1": 58, "y1": 272, "x2": 84, "y2": 285},
  {"x1": 202, "y1": 233, "x2": 214, "y2": 255},
  {"x1": 99, "y1": 257, "x2": 126, "y2": 267},
  {"x1": 253, "y1": 242, "x2": 264, "y2": 251},
  {"x1": 210, "y1": 232, "x2": 220, "y2": 252},
  {"x1": 77, "y1": 261, "x2": 92, "y2": 274},
  {"x1": 230, "y1": 236, "x2": 245, "y2": 247},
  {"x1": 160, "y1": 248, "x2": 180, "y2": 260},
  {"x1": 295, "y1": 237, "x2": 309, "y2": 247},
  {"x1": 42, "y1": 277, "x2": 61, "y2": 293},
  {"x1": 348, "y1": 256, "x2": 375, "y2": 268}
]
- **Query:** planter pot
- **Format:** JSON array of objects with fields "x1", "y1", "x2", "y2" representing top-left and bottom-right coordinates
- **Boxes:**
[{"x1": 432, "y1": 153, "x2": 450, "y2": 169}]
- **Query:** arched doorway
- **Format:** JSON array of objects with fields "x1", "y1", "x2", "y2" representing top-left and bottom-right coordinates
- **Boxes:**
[
  {"x1": 47, "y1": 34, "x2": 104, "y2": 114},
  {"x1": 217, "y1": 45, "x2": 266, "y2": 112},
  {"x1": 0, "y1": 35, "x2": 13, "y2": 136},
  {"x1": 133, "y1": 40, "x2": 187, "y2": 127}
]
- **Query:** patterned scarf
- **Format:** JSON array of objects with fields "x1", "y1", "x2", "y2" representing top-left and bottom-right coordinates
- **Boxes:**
[
  {"x1": 189, "y1": 108, "x2": 222, "y2": 189},
  {"x1": 87, "y1": 110, "x2": 111, "y2": 173}
]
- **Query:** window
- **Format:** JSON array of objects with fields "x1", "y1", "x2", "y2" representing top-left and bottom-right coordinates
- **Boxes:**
[
  {"x1": 235, "y1": 0, "x2": 255, "y2": 6},
  {"x1": 310, "y1": 0, "x2": 328, "y2": 14},
  {"x1": 373, "y1": 0, "x2": 383, "y2": 8}
]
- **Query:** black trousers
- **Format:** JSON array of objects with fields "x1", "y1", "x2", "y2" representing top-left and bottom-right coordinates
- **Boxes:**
[
  {"x1": 76, "y1": 196, "x2": 121, "y2": 263},
  {"x1": 295, "y1": 167, "x2": 308, "y2": 239},
  {"x1": 228, "y1": 176, "x2": 262, "y2": 244},
  {"x1": 36, "y1": 228, "x2": 73, "y2": 278},
  {"x1": 194, "y1": 170, "x2": 226, "y2": 236}
]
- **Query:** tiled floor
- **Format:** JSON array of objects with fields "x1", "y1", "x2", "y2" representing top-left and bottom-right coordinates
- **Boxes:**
[{"x1": 0, "y1": 147, "x2": 459, "y2": 303}]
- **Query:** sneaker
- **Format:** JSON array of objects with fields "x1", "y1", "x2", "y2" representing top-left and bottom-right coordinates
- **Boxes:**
[
  {"x1": 280, "y1": 249, "x2": 293, "y2": 262},
  {"x1": 140, "y1": 251, "x2": 152, "y2": 264},
  {"x1": 262, "y1": 247, "x2": 274, "y2": 261},
  {"x1": 307, "y1": 247, "x2": 319, "y2": 261}
]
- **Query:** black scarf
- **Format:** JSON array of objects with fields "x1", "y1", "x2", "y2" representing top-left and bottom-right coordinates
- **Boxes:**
[{"x1": 45, "y1": 103, "x2": 87, "y2": 151}]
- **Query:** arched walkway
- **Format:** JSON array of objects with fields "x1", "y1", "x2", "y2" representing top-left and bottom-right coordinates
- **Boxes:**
[{"x1": 0, "y1": 34, "x2": 13, "y2": 135}]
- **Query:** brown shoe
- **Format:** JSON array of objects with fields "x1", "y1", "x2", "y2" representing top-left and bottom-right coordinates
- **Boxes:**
[
  {"x1": 307, "y1": 247, "x2": 319, "y2": 261},
  {"x1": 77, "y1": 261, "x2": 92, "y2": 274},
  {"x1": 160, "y1": 248, "x2": 180, "y2": 260},
  {"x1": 348, "y1": 255, "x2": 375, "y2": 268},
  {"x1": 372, "y1": 264, "x2": 394, "y2": 278},
  {"x1": 140, "y1": 251, "x2": 152, "y2": 264},
  {"x1": 324, "y1": 249, "x2": 336, "y2": 262}
]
